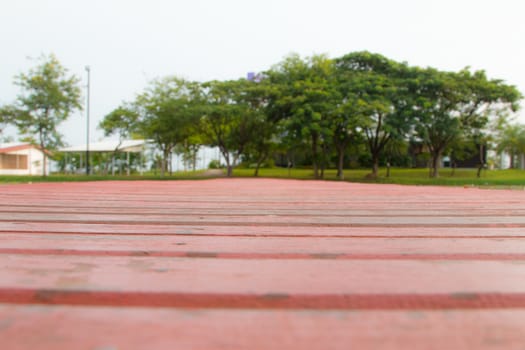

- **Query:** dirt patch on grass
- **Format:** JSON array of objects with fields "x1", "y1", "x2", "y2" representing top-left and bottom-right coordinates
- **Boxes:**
[{"x1": 198, "y1": 169, "x2": 226, "y2": 177}]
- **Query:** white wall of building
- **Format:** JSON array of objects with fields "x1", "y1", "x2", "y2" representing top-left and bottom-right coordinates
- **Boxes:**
[
  {"x1": 171, "y1": 146, "x2": 224, "y2": 172},
  {"x1": 0, "y1": 147, "x2": 49, "y2": 175}
]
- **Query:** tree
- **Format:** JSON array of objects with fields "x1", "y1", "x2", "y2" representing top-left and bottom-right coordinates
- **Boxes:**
[
  {"x1": 0, "y1": 54, "x2": 82, "y2": 176},
  {"x1": 335, "y1": 52, "x2": 413, "y2": 178},
  {"x1": 0, "y1": 106, "x2": 16, "y2": 141},
  {"x1": 0, "y1": 112, "x2": 7, "y2": 138},
  {"x1": 411, "y1": 67, "x2": 521, "y2": 177},
  {"x1": 174, "y1": 133, "x2": 204, "y2": 172},
  {"x1": 100, "y1": 104, "x2": 140, "y2": 144},
  {"x1": 200, "y1": 79, "x2": 257, "y2": 177},
  {"x1": 99, "y1": 104, "x2": 141, "y2": 174},
  {"x1": 267, "y1": 54, "x2": 339, "y2": 179},
  {"x1": 382, "y1": 138, "x2": 409, "y2": 178},
  {"x1": 410, "y1": 68, "x2": 461, "y2": 178},
  {"x1": 446, "y1": 136, "x2": 478, "y2": 176},
  {"x1": 240, "y1": 77, "x2": 279, "y2": 176},
  {"x1": 328, "y1": 103, "x2": 361, "y2": 180},
  {"x1": 332, "y1": 58, "x2": 376, "y2": 180},
  {"x1": 243, "y1": 115, "x2": 276, "y2": 177},
  {"x1": 136, "y1": 77, "x2": 202, "y2": 176},
  {"x1": 497, "y1": 124, "x2": 525, "y2": 169}
]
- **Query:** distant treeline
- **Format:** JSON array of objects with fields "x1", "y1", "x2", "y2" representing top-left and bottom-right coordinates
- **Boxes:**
[{"x1": 2, "y1": 52, "x2": 523, "y2": 178}]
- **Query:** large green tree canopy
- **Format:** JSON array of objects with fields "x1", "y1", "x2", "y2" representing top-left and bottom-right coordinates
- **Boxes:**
[
  {"x1": 409, "y1": 67, "x2": 521, "y2": 177},
  {"x1": 496, "y1": 123, "x2": 525, "y2": 169},
  {"x1": 200, "y1": 79, "x2": 260, "y2": 177},
  {"x1": 267, "y1": 54, "x2": 340, "y2": 179},
  {"x1": 335, "y1": 51, "x2": 413, "y2": 177},
  {"x1": 135, "y1": 77, "x2": 202, "y2": 176},
  {"x1": 0, "y1": 54, "x2": 82, "y2": 176},
  {"x1": 93, "y1": 51, "x2": 523, "y2": 178}
]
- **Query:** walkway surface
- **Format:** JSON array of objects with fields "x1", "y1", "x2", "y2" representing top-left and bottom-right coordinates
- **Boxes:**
[{"x1": 0, "y1": 178, "x2": 524, "y2": 349}]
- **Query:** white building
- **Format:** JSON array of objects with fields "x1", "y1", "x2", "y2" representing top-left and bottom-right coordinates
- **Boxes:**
[
  {"x1": 171, "y1": 146, "x2": 224, "y2": 172},
  {"x1": 0, "y1": 142, "x2": 49, "y2": 176},
  {"x1": 60, "y1": 140, "x2": 147, "y2": 175}
]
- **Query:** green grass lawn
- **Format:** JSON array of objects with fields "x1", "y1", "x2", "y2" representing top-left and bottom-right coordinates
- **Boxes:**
[
  {"x1": 232, "y1": 167, "x2": 525, "y2": 188},
  {"x1": 1, "y1": 167, "x2": 524, "y2": 188},
  {"x1": 0, "y1": 170, "x2": 211, "y2": 184}
]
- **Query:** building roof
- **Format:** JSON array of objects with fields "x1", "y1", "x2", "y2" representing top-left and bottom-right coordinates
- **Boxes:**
[
  {"x1": 0, "y1": 142, "x2": 40, "y2": 154},
  {"x1": 59, "y1": 140, "x2": 146, "y2": 153}
]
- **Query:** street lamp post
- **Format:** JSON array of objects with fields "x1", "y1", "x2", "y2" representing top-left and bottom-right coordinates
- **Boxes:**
[{"x1": 85, "y1": 66, "x2": 90, "y2": 175}]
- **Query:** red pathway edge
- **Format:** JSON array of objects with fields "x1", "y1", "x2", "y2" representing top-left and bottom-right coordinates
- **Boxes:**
[{"x1": 0, "y1": 179, "x2": 525, "y2": 349}]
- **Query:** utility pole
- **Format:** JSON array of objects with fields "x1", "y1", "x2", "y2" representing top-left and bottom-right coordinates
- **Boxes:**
[{"x1": 85, "y1": 66, "x2": 90, "y2": 175}]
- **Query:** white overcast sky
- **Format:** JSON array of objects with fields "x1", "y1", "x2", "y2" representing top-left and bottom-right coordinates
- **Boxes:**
[{"x1": 1, "y1": 0, "x2": 525, "y2": 145}]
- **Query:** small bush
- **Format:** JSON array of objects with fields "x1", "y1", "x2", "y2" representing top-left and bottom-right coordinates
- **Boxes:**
[{"x1": 208, "y1": 159, "x2": 221, "y2": 169}]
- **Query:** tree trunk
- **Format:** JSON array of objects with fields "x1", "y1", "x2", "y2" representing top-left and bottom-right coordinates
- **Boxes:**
[
  {"x1": 477, "y1": 163, "x2": 484, "y2": 178},
  {"x1": 311, "y1": 134, "x2": 319, "y2": 179},
  {"x1": 337, "y1": 148, "x2": 344, "y2": 180},
  {"x1": 430, "y1": 151, "x2": 441, "y2": 178},
  {"x1": 42, "y1": 153, "x2": 47, "y2": 177},
  {"x1": 386, "y1": 161, "x2": 391, "y2": 178},
  {"x1": 254, "y1": 149, "x2": 268, "y2": 177},
  {"x1": 320, "y1": 146, "x2": 325, "y2": 179},
  {"x1": 119, "y1": 153, "x2": 123, "y2": 176},
  {"x1": 191, "y1": 148, "x2": 194, "y2": 171},
  {"x1": 125, "y1": 156, "x2": 129, "y2": 176},
  {"x1": 319, "y1": 142, "x2": 329, "y2": 180},
  {"x1": 372, "y1": 162, "x2": 379, "y2": 178},
  {"x1": 160, "y1": 150, "x2": 169, "y2": 177},
  {"x1": 287, "y1": 152, "x2": 292, "y2": 177},
  {"x1": 369, "y1": 153, "x2": 379, "y2": 178},
  {"x1": 169, "y1": 152, "x2": 173, "y2": 176},
  {"x1": 39, "y1": 139, "x2": 47, "y2": 177},
  {"x1": 218, "y1": 147, "x2": 233, "y2": 177},
  {"x1": 254, "y1": 157, "x2": 264, "y2": 177}
]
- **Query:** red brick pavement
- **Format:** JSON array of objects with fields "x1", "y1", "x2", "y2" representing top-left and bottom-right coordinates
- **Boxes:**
[{"x1": 0, "y1": 179, "x2": 524, "y2": 349}]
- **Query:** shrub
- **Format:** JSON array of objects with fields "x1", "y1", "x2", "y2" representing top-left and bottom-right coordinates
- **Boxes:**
[{"x1": 208, "y1": 159, "x2": 221, "y2": 169}]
